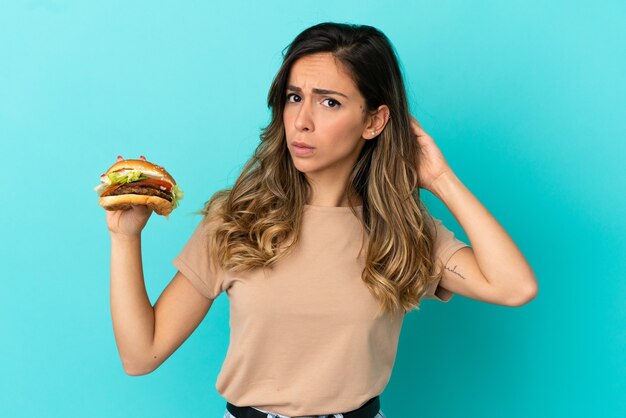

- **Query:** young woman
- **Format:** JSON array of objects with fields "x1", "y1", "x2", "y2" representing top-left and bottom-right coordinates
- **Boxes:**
[{"x1": 106, "y1": 22, "x2": 538, "y2": 418}]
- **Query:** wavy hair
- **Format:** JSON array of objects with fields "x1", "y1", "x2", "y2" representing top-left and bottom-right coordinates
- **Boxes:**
[{"x1": 201, "y1": 22, "x2": 445, "y2": 317}]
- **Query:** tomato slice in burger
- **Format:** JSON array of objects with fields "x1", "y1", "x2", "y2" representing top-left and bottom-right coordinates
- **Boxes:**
[{"x1": 101, "y1": 183, "x2": 124, "y2": 197}]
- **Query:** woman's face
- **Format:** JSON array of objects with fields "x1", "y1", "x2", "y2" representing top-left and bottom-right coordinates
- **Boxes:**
[{"x1": 283, "y1": 52, "x2": 372, "y2": 182}]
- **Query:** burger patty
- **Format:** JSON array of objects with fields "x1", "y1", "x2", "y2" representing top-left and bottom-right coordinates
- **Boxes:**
[{"x1": 108, "y1": 184, "x2": 173, "y2": 202}]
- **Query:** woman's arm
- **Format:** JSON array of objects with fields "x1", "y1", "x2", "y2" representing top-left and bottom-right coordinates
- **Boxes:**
[
  {"x1": 430, "y1": 170, "x2": 538, "y2": 306},
  {"x1": 109, "y1": 232, "x2": 156, "y2": 374},
  {"x1": 107, "y1": 206, "x2": 214, "y2": 375},
  {"x1": 410, "y1": 115, "x2": 538, "y2": 306}
]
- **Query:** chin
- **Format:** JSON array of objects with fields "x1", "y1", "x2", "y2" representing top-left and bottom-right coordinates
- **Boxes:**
[{"x1": 289, "y1": 158, "x2": 315, "y2": 171}]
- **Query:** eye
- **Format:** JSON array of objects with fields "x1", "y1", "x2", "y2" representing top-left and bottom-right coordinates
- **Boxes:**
[
  {"x1": 321, "y1": 98, "x2": 341, "y2": 108},
  {"x1": 286, "y1": 93, "x2": 301, "y2": 103}
]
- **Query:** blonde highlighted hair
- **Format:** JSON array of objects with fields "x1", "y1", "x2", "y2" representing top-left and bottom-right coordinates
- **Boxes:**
[{"x1": 200, "y1": 22, "x2": 445, "y2": 317}]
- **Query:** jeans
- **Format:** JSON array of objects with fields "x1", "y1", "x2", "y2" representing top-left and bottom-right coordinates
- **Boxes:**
[{"x1": 223, "y1": 409, "x2": 387, "y2": 418}]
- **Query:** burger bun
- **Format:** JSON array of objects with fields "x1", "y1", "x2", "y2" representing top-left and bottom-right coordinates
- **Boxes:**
[
  {"x1": 99, "y1": 194, "x2": 173, "y2": 216},
  {"x1": 103, "y1": 159, "x2": 177, "y2": 185}
]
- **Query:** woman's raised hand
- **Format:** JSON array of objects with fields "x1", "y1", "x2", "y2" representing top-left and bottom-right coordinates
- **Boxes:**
[
  {"x1": 106, "y1": 205, "x2": 153, "y2": 237},
  {"x1": 410, "y1": 115, "x2": 454, "y2": 193},
  {"x1": 102, "y1": 154, "x2": 154, "y2": 237}
]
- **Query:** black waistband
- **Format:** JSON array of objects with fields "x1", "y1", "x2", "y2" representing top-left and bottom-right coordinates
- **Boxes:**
[{"x1": 226, "y1": 396, "x2": 380, "y2": 418}]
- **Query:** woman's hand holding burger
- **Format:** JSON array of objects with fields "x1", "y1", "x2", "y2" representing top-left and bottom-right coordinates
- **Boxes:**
[
  {"x1": 106, "y1": 205, "x2": 153, "y2": 237},
  {"x1": 102, "y1": 155, "x2": 184, "y2": 370}
]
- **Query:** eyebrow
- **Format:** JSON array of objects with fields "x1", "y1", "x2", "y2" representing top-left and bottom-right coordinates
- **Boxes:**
[{"x1": 286, "y1": 85, "x2": 349, "y2": 99}]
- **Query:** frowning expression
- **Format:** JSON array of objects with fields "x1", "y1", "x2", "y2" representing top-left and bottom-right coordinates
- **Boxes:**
[{"x1": 284, "y1": 52, "x2": 372, "y2": 180}]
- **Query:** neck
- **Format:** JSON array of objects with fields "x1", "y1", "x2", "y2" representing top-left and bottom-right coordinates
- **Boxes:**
[
  {"x1": 303, "y1": 169, "x2": 362, "y2": 207},
  {"x1": 306, "y1": 190, "x2": 362, "y2": 207}
]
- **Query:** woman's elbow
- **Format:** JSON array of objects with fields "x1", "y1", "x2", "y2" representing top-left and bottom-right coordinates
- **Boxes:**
[
  {"x1": 506, "y1": 280, "x2": 539, "y2": 307},
  {"x1": 124, "y1": 366, "x2": 155, "y2": 376},
  {"x1": 122, "y1": 359, "x2": 156, "y2": 376}
]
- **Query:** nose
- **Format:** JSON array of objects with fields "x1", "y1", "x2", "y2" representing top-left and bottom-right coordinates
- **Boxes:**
[{"x1": 293, "y1": 98, "x2": 314, "y2": 132}]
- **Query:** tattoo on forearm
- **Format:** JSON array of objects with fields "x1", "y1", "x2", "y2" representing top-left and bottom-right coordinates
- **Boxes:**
[{"x1": 445, "y1": 265, "x2": 467, "y2": 280}]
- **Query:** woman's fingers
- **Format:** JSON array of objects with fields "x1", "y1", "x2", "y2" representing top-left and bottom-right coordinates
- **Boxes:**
[{"x1": 105, "y1": 204, "x2": 153, "y2": 236}]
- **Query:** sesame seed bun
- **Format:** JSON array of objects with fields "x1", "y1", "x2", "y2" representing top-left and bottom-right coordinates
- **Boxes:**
[{"x1": 104, "y1": 159, "x2": 176, "y2": 185}]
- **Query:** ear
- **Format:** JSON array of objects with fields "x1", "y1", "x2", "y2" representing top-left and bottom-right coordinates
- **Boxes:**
[{"x1": 362, "y1": 105, "x2": 391, "y2": 140}]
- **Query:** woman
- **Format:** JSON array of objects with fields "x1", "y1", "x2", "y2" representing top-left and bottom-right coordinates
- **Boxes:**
[{"x1": 106, "y1": 22, "x2": 538, "y2": 418}]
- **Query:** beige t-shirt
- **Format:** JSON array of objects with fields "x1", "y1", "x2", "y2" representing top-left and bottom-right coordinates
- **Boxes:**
[{"x1": 173, "y1": 204, "x2": 469, "y2": 416}]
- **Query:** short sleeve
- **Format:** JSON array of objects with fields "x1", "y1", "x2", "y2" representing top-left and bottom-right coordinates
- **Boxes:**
[
  {"x1": 422, "y1": 216, "x2": 471, "y2": 302},
  {"x1": 172, "y1": 219, "x2": 225, "y2": 300}
]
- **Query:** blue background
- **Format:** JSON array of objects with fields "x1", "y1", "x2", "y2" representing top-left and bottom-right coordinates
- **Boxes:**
[{"x1": 1, "y1": 1, "x2": 624, "y2": 417}]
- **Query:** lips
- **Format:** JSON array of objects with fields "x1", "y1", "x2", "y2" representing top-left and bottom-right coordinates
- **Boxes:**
[{"x1": 292, "y1": 141, "x2": 315, "y2": 149}]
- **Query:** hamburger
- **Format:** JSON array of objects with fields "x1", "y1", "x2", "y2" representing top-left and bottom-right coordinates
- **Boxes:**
[{"x1": 94, "y1": 156, "x2": 184, "y2": 216}]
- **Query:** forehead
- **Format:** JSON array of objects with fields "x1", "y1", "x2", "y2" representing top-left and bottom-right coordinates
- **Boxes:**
[{"x1": 287, "y1": 53, "x2": 359, "y2": 94}]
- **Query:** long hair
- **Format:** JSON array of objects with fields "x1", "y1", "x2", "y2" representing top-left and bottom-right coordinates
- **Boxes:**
[{"x1": 201, "y1": 22, "x2": 445, "y2": 317}]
